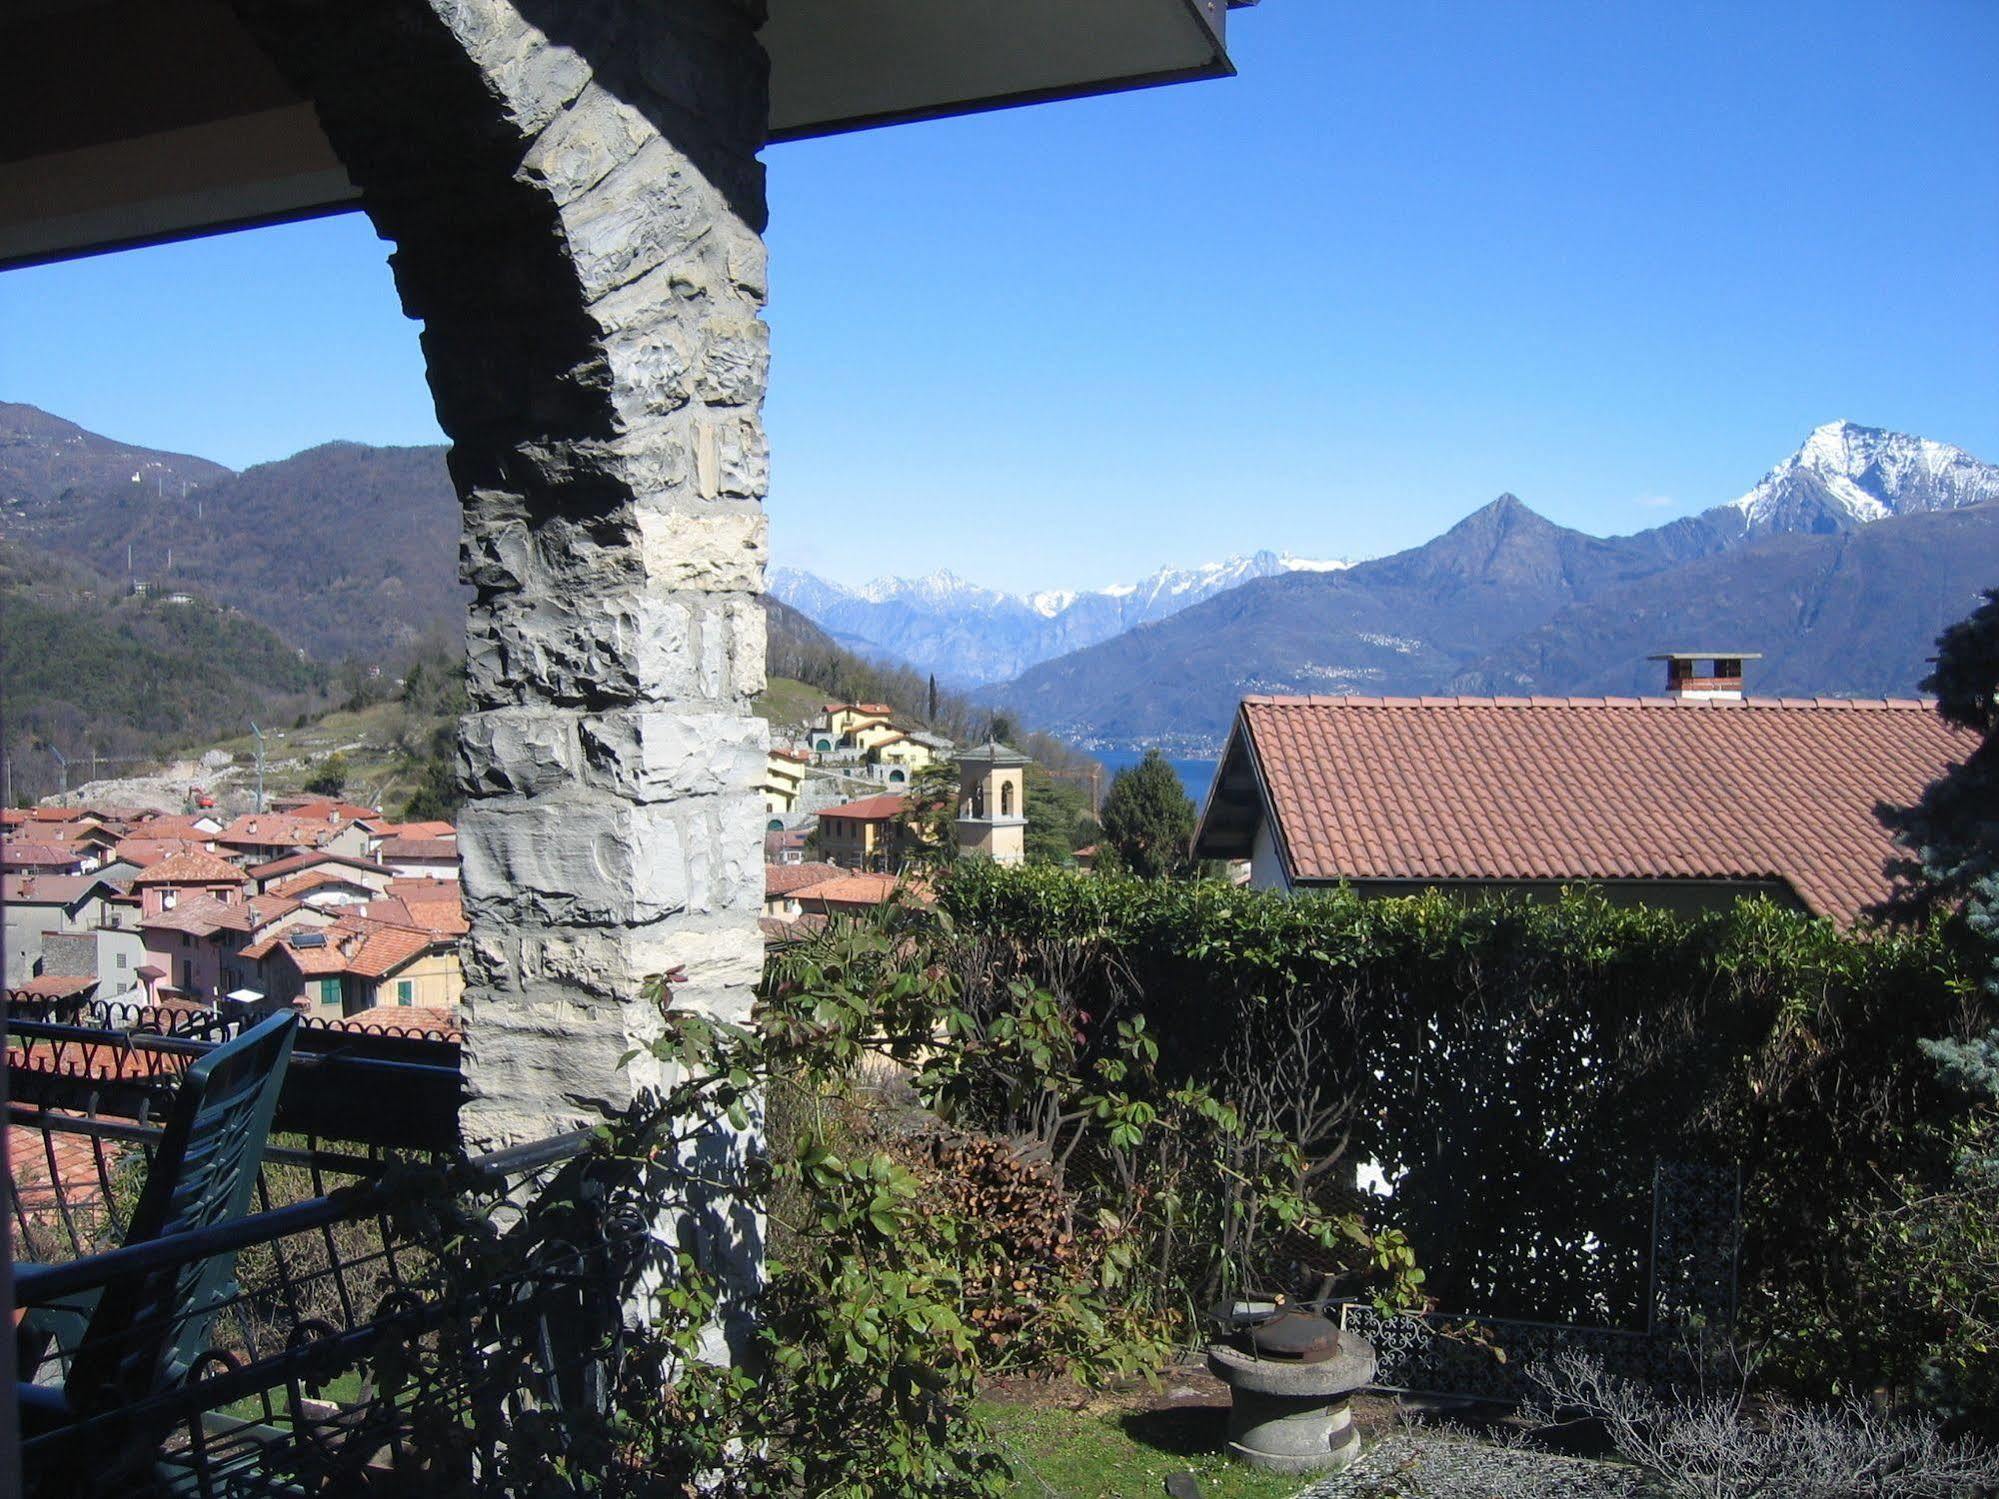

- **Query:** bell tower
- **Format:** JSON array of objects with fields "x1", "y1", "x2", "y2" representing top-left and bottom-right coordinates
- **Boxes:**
[{"x1": 955, "y1": 741, "x2": 1029, "y2": 866}]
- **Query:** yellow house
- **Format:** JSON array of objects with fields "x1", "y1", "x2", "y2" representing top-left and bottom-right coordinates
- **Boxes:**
[
  {"x1": 810, "y1": 702, "x2": 897, "y2": 754},
  {"x1": 866, "y1": 732, "x2": 938, "y2": 786},
  {"x1": 762, "y1": 747, "x2": 812, "y2": 815},
  {"x1": 814, "y1": 794, "x2": 908, "y2": 872}
]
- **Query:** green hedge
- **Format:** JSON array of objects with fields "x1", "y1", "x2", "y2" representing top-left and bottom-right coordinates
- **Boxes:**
[{"x1": 930, "y1": 865, "x2": 1987, "y2": 1396}]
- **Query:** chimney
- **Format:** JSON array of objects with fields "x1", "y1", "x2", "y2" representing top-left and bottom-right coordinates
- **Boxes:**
[{"x1": 1649, "y1": 652, "x2": 1760, "y2": 702}]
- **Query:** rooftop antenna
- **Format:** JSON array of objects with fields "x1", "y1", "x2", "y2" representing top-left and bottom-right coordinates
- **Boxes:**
[{"x1": 250, "y1": 722, "x2": 266, "y2": 813}]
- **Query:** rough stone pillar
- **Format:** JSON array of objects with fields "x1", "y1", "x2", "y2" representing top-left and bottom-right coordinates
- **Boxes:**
[{"x1": 227, "y1": 0, "x2": 772, "y2": 1146}]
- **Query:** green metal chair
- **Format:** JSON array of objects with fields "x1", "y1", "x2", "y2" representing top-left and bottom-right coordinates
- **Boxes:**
[{"x1": 16, "y1": 1009, "x2": 299, "y2": 1492}]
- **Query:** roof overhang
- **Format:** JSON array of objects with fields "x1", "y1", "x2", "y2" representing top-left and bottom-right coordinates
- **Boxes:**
[
  {"x1": 0, "y1": 0, "x2": 1252, "y2": 270},
  {"x1": 1191, "y1": 709, "x2": 1281, "y2": 866}
]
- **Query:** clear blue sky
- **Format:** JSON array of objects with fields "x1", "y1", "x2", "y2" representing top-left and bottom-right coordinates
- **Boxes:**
[{"x1": 4, "y1": 2, "x2": 1995, "y2": 594}]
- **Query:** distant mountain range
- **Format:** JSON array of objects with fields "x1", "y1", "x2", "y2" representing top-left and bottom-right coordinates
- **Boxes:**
[
  {"x1": 990, "y1": 421, "x2": 1999, "y2": 753},
  {"x1": 8, "y1": 400, "x2": 1995, "y2": 769},
  {"x1": 769, "y1": 551, "x2": 1354, "y2": 686},
  {"x1": 1, "y1": 403, "x2": 465, "y2": 661}
]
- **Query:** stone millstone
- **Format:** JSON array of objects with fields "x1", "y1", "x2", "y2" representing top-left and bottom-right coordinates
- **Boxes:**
[{"x1": 1207, "y1": 1334, "x2": 1376, "y2": 1475}]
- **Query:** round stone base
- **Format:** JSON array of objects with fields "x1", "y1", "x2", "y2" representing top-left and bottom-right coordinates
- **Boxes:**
[
  {"x1": 1223, "y1": 1387, "x2": 1360, "y2": 1474},
  {"x1": 1207, "y1": 1333, "x2": 1377, "y2": 1476}
]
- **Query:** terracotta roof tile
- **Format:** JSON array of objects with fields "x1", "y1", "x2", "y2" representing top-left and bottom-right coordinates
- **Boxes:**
[
  {"x1": 1231, "y1": 696, "x2": 1975, "y2": 926},
  {"x1": 816, "y1": 794, "x2": 907, "y2": 821},
  {"x1": 765, "y1": 861, "x2": 844, "y2": 898},
  {"x1": 129, "y1": 849, "x2": 247, "y2": 886},
  {"x1": 249, "y1": 849, "x2": 394, "y2": 881},
  {"x1": 795, "y1": 873, "x2": 923, "y2": 911},
  {"x1": 2, "y1": 874, "x2": 105, "y2": 905},
  {"x1": 376, "y1": 837, "x2": 460, "y2": 860}
]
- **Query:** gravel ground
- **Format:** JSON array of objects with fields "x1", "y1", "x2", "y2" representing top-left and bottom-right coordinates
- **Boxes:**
[{"x1": 1292, "y1": 1433, "x2": 1649, "y2": 1498}]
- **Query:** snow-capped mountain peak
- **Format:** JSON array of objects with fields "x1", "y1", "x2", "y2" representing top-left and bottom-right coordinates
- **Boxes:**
[
  {"x1": 768, "y1": 548, "x2": 1359, "y2": 687},
  {"x1": 1722, "y1": 420, "x2": 1999, "y2": 534}
]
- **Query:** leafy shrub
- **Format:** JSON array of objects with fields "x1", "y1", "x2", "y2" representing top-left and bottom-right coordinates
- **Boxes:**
[{"x1": 931, "y1": 865, "x2": 1994, "y2": 1409}]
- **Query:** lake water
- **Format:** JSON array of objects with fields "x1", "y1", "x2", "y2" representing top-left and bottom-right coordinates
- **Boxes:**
[{"x1": 1090, "y1": 747, "x2": 1221, "y2": 802}]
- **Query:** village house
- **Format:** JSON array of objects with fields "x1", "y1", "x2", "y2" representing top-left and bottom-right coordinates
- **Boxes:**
[
  {"x1": 863, "y1": 730, "x2": 938, "y2": 786},
  {"x1": 242, "y1": 917, "x2": 465, "y2": 1015},
  {"x1": 765, "y1": 826, "x2": 813, "y2": 866},
  {"x1": 3, "y1": 874, "x2": 124, "y2": 988},
  {"x1": 814, "y1": 794, "x2": 908, "y2": 872},
  {"x1": 808, "y1": 703, "x2": 898, "y2": 755},
  {"x1": 1193, "y1": 655, "x2": 1978, "y2": 925},
  {"x1": 140, "y1": 892, "x2": 329, "y2": 1003},
  {"x1": 375, "y1": 835, "x2": 461, "y2": 881},
  {"x1": 761, "y1": 746, "x2": 812, "y2": 817},
  {"x1": 763, "y1": 861, "x2": 844, "y2": 919},
  {"x1": 214, "y1": 811, "x2": 374, "y2": 862},
  {"x1": 129, "y1": 849, "x2": 249, "y2": 917},
  {"x1": 28, "y1": 924, "x2": 151, "y2": 1009},
  {"x1": 0, "y1": 841, "x2": 90, "y2": 877},
  {"x1": 793, "y1": 872, "x2": 909, "y2": 917},
  {"x1": 247, "y1": 850, "x2": 400, "y2": 900}
]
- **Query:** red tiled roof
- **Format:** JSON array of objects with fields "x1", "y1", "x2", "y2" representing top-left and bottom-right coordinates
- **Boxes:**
[
  {"x1": 130, "y1": 814, "x2": 222, "y2": 839},
  {"x1": 271, "y1": 868, "x2": 378, "y2": 898},
  {"x1": 112, "y1": 836, "x2": 208, "y2": 867},
  {"x1": 363, "y1": 891, "x2": 468, "y2": 935},
  {"x1": 367, "y1": 821, "x2": 456, "y2": 840},
  {"x1": 248, "y1": 917, "x2": 448, "y2": 978},
  {"x1": 214, "y1": 813, "x2": 343, "y2": 848},
  {"x1": 765, "y1": 861, "x2": 843, "y2": 898},
  {"x1": 376, "y1": 837, "x2": 459, "y2": 860},
  {"x1": 795, "y1": 873, "x2": 917, "y2": 911},
  {"x1": 1, "y1": 842, "x2": 85, "y2": 869},
  {"x1": 1223, "y1": 695, "x2": 1977, "y2": 926},
  {"x1": 2, "y1": 874, "x2": 106, "y2": 906},
  {"x1": 274, "y1": 798, "x2": 378, "y2": 822},
  {"x1": 330, "y1": 1003, "x2": 461, "y2": 1039},
  {"x1": 129, "y1": 849, "x2": 248, "y2": 886},
  {"x1": 816, "y1": 794, "x2": 907, "y2": 821},
  {"x1": 11, "y1": 974, "x2": 99, "y2": 999},
  {"x1": 248, "y1": 849, "x2": 394, "y2": 881}
]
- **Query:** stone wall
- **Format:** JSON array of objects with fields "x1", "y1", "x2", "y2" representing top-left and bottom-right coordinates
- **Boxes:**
[{"x1": 226, "y1": 0, "x2": 773, "y2": 1148}]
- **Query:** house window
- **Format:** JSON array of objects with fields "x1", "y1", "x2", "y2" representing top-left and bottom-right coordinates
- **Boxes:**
[
  {"x1": 162, "y1": 889, "x2": 178, "y2": 910},
  {"x1": 116, "y1": 952, "x2": 127, "y2": 968},
  {"x1": 318, "y1": 977, "x2": 341, "y2": 1006},
  {"x1": 397, "y1": 979, "x2": 413, "y2": 1006}
]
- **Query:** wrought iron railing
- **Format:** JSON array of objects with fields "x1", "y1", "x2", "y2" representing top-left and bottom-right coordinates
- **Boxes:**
[{"x1": 7, "y1": 998, "x2": 641, "y2": 1497}]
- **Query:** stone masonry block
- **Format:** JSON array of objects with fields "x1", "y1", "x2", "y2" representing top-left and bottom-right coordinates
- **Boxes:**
[
  {"x1": 458, "y1": 707, "x2": 582, "y2": 796},
  {"x1": 578, "y1": 708, "x2": 767, "y2": 801},
  {"x1": 521, "y1": 83, "x2": 650, "y2": 207},
  {"x1": 635, "y1": 503, "x2": 765, "y2": 592},
  {"x1": 459, "y1": 799, "x2": 689, "y2": 926}
]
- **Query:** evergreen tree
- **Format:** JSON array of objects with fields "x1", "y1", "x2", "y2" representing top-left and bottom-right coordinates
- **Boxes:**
[
  {"x1": 897, "y1": 761, "x2": 960, "y2": 868},
  {"x1": 927, "y1": 673, "x2": 938, "y2": 725},
  {"x1": 1879, "y1": 587, "x2": 1999, "y2": 994},
  {"x1": 303, "y1": 751, "x2": 350, "y2": 798},
  {"x1": 1098, "y1": 749, "x2": 1195, "y2": 880}
]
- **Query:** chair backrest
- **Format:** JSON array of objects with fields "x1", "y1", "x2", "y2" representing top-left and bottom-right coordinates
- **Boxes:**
[{"x1": 65, "y1": 1009, "x2": 298, "y2": 1411}]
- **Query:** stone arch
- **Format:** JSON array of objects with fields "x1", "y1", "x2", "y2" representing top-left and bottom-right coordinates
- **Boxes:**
[{"x1": 224, "y1": 0, "x2": 773, "y2": 1151}]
